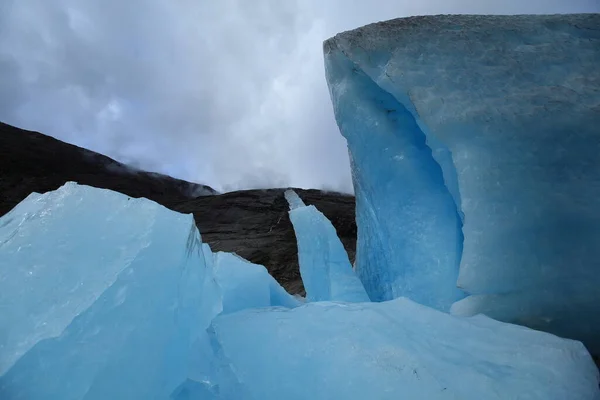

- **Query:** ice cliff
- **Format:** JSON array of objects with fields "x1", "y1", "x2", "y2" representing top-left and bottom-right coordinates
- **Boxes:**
[{"x1": 324, "y1": 14, "x2": 600, "y2": 352}]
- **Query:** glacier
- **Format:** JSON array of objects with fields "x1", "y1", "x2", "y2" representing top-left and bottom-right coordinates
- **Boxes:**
[
  {"x1": 0, "y1": 182, "x2": 599, "y2": 398},
  {"x1": 0, "y1": 182, "x2": 191, "y2": 376},
  {"x1": 211, "y1": 297, "x2": 599, "y2": 400},
  {"x1": 0, "y1": 182, "x2": 221, "y2": 399},
  {"x1": 0, "y1": 183, "x2": 299, "y2": 399},
  {"x1": 324, "y1": 14, "x2": 600, "y2": 351},
  {"x1": 213, "y1": 250, "x2": 301, "y2": 313},
  {"x1": 3, "y1": 13, "x2": 600, "y2": 398},
  {"x1": 285, "y1": 189, "x2": 369, "y2": 302}
]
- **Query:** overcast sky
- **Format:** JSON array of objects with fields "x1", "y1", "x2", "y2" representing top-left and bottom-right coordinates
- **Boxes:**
[{"x1": 1, "y1": 0, "x2": 598, "y2": 193}]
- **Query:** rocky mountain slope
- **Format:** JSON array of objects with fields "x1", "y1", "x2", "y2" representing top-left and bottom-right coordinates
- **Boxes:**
[{"x1": 0, "y1": 121, "x2": 356, "y2": 295}]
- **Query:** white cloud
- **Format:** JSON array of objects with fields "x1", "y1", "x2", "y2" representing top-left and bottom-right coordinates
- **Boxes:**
[{"x1": 1, "y1": 0, "x2": 598, "y2": 192}]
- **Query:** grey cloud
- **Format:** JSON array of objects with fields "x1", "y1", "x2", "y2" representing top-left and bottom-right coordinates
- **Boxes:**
[{"x1": 1, "y1": 0, "x2": 598, "y2": 193}]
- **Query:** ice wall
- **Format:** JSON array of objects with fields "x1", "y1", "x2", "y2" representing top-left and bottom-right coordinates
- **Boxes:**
[
  {"x1": 324, "y1": 14, "x2": 600, "y2": 350},
  {"x1": 285, "y1": 190, "x2": 369, "y2": 302},
  {"x1": 324, "y1": 19, "x2": 466, "y2": 311}
]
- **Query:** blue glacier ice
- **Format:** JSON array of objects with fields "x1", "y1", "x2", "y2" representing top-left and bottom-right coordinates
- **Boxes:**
[
  {"x1": 285, "y1": 189, "x2": 369, "y2": 302},
  {"x1": 0, "y1": 182, "x2": 221, "y2": 399},
  {"x1": 211, "y1": 297, "x2": 600, "y2": 400},
  {"x1": 213, "y1": 251, "x2": 300, "y2": 313},
  {"x1": 170, "y1": 379, "x2": 219, "y2": 400},
  {"x1": 170, "y1": 249, "x2": 300, "y2": 400},
  {"x1": 324, "y1": 38, "x2": 464, "y2": 310},
  {"x1": 284, "y1": 188, "x2": 305, "y2": 210},
  {"x1": 1, "y1": 182, "x2": 600, "y2": 398},
  {"x1": 324, "y1": 14, "x2": 600, "y2": 350},
  {"x1": 0, "y1": 182, "x2": 186, "y2": 376}
]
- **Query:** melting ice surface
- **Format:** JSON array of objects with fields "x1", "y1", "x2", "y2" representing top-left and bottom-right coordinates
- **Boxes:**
[
  {"x1": 212, "y1": 298, "x2": 600, "y2": 400},
  {"x1": 1, "y1": 182, "x2": 599, "y2": 399},
  {"x1": 323, "y1": 38, "x2": 465, "y2": 310},
  {"x1": 285, "y1": 189, "x2": 369, "y2": 302},
  {"x1": 324, "y1": 14, "x2": 600, "y2": 351},
  {"x1": 0, "y1": 183, "x2": 184, "y2": 376},
  {"x1": 0, "y1": 182, "x2": 221, "y2": 398},
  {"x1": 213, "y1": 251, "x2": 300, "y2": 313}
]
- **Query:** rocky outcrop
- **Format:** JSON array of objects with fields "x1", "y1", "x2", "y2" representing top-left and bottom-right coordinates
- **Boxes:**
[
  {"x1": 0, "y1": 122, "x2": 356, "y2": 295},
  {"x1": 176, "y1": 189, "x2": 356, "y2": 295}
]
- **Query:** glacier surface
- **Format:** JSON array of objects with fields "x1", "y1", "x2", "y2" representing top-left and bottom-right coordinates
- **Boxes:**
[
  {"x1": 212, "y1": 297, "x2": 599, "y2": 400},
  {"x1": 285, "y1": 189, "x2": 369, "y2": 302},
  {"x1": 324, "y1": 13, "x2": 600, "y2": 350},
  {"x1": 0, "y1": 182, "x2": 599, "y2": 398}
]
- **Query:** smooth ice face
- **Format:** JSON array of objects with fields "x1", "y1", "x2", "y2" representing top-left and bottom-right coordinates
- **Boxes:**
[
  {"x1": 211, "y1": 297, "x2": 600, "y2": 400},
  {"x1": 284, "y1": 189, "x2": 306, "y2": 210},
  {"x1": 285, "y1": 190, "x2": 369, "y2": 302},
  {"x1": 324, "y1": 14, "x2": 600, "y2": 346},
  {"x1": 0, "y1": 182, "x2": 162, "y2": 375},
  {"x1": 324, "y1": 22, "x2": 464, "y2": 310},
  {"x1": 0, "y1": 182, "x2": 221, "y2": 399},
  {"x1": 213, "y1": 251, "x2": 300, "y2": 313}
]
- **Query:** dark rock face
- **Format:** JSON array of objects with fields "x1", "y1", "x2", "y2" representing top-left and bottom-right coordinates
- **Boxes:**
[
  {"x1": 0, "y1": 122, "x2": 217, "y2": 217},
  {"x1": 0, "y1": 121, "x2": 356, "y2": 295},
  {"x1": 175, "y1": 189, "x2": 356, "y2": 296}
]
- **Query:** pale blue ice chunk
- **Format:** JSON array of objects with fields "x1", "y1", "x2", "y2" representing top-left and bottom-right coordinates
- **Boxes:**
[
  {"x1": 211, "y1": 297, "x2": 600, "y2": 400},
  {"x1": 285, "y1": 190, "x2": 369, "y2": 303},
  {"x1": 0, "y1": 182, "x2": 163, "y2": 375},
  {"x1": 213, "y1": 251, "x2": 300, "y2": 314},
  {"x1": 0, "y1": 182, "x2": 221, "y2": 399},
  {"x1": 284, "y1": 189, "x2": 305, "y2": 210},
  {"x1": 324, "y1": 14, "x2": 600, "y2": 346}
]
